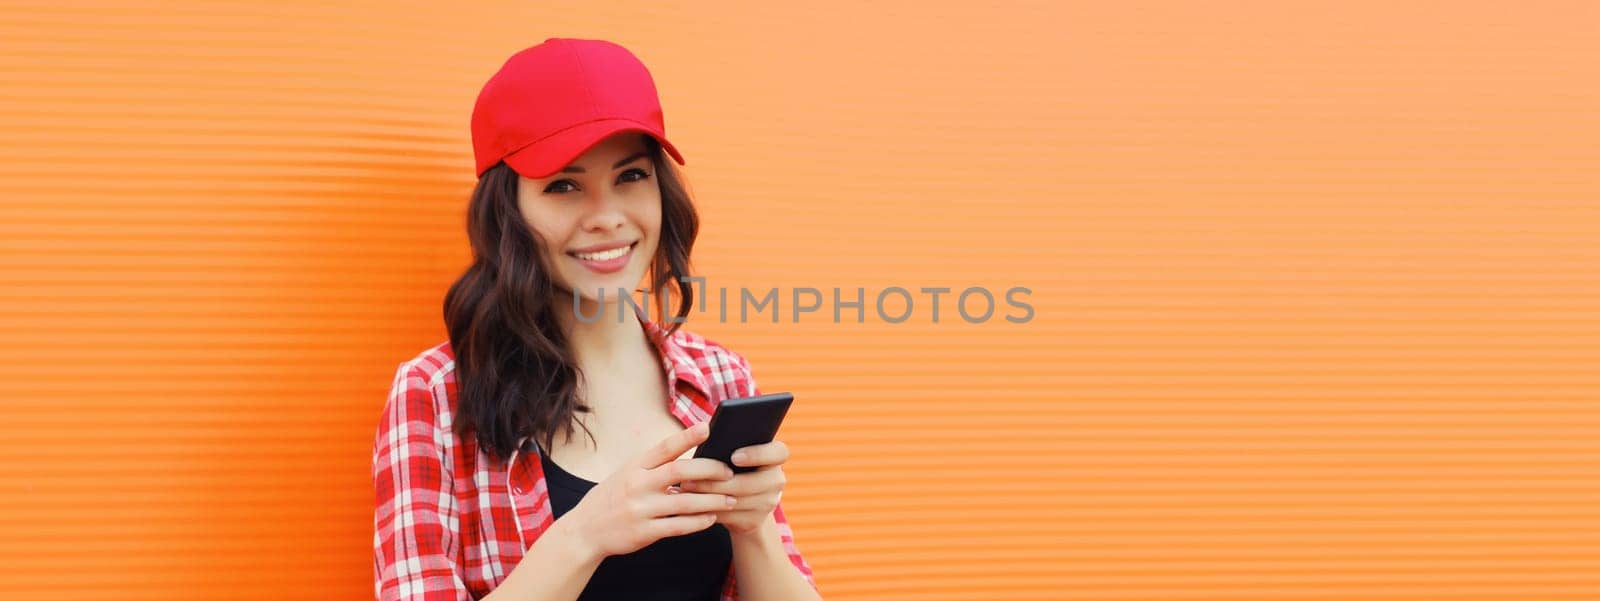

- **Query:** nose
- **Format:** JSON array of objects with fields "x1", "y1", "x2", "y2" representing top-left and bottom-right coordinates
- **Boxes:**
[{"x1": 577, "y1": 188, "x2": 627, "y2": 233}]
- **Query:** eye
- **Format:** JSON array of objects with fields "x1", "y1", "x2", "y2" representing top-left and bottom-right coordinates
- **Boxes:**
[
  {"x1": 620, "y1": 167, "x2": 652, "y2": 183},
  {"x1": 543, "y1": 179, "x2": 578, "y2": 194},
  {"x1": 541, "y1": 168, "x2": 652, "y2": 194}
]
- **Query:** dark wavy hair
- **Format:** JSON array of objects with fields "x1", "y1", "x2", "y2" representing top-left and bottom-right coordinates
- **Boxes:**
[{"x1": 443, "y1": 136, "x2": 699, "y2": 464}]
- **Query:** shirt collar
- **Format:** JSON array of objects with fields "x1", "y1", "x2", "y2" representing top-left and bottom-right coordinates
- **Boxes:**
[{"x1": 639, "y1": 315, "x2": 711, "y2": 401}]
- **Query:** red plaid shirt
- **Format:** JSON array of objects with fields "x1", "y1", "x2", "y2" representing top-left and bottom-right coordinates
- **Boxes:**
[{"x1": 372, "y1": 320, "x2": 816, "y2": 600}]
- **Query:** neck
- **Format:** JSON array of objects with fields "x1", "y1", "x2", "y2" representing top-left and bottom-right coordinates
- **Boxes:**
[{"x1": 555, "y1": 288, "x2": 648, "y2": 367}]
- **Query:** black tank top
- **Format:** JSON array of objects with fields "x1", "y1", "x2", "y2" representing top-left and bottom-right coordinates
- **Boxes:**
[{"x1": 537, "y1": 442, "x2": 732, "y2": 600}]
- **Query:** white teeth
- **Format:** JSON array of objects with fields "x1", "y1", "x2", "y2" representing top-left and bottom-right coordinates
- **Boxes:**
[{"x1": 573, "y1": 245, "x2": 630, "y2": 261}]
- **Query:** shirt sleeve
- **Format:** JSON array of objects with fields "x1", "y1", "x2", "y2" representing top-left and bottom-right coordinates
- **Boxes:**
[
  {"x1": 372, "y1": 363, "x2": 473, "y2": 601},
  {"x1": 724, "y1": 349, "x2": 820, "y2": 593},
  {"x1": 772, "y1": 501, "x2": 818, "y2": 590}
]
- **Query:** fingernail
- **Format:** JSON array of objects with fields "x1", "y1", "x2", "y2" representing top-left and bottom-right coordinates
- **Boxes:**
[
  {"x1": 731, "y1": 451, "x2": 748, "y2": 464},
  {"x1": 725, "y1": 496, "x2": 737, "y2": 507}
]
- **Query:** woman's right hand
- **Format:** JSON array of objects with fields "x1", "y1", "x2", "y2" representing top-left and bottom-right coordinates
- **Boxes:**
[{"x1": 559, "y1": 421, "x2": 737, "y2": 558}]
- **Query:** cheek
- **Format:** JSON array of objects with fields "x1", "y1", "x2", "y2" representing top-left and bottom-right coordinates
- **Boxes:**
[
  {"x1": 528, "y1": 218, "x2": 561, "y2": 246},
  {"x1": 518, "y1": 204, "x2": 576, "y2": 261},
  {"x1": 520, "y1": 196, "x2": 565, "y2": 230},
  {"x1": 634, "y1": 194, "x2": 664, "y2": 238},
  {"x1": 636, "y1": 212, "x2": 663, "y2": 261}
]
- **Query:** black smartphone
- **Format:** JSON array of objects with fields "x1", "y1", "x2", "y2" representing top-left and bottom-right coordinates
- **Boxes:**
[{"x1": 692, "y1": 392, "x2": 794, "y2": 474}]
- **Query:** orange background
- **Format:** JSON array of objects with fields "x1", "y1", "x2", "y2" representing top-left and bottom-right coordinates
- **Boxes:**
[{"x1": 4, "y1": 2, "x2": 1600, "y2": 599}]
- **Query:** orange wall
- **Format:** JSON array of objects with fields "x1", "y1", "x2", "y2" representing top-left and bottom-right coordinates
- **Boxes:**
[{"x1": 4, "y1": 2, "x2": 1600, "y2": 599}]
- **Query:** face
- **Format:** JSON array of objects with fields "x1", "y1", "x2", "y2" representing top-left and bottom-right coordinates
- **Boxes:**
[{"x1": 517, "y1": 133, "x2": 662, "y2": 306}]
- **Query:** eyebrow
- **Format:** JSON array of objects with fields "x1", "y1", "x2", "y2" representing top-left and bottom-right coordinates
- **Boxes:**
[{"x1": 559, "y1": 151, "x2": 649, "y2": 174}]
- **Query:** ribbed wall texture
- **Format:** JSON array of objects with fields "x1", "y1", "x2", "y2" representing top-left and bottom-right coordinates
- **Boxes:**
[{"x1": 3, "y1": 2, "x2": 1599, "y2": 599}]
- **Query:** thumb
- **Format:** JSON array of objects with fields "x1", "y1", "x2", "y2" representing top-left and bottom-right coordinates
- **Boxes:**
[{"x1": 634, "y1": 421, "x2": 710, "y2": 470}]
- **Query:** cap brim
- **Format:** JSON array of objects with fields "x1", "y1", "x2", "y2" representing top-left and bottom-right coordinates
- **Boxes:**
[{"x1": 501, "y1": 119, "x2": 686, "y2": 179}]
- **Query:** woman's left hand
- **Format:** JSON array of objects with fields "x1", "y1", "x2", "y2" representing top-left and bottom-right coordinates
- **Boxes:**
[{"x1": 677, "y1": 440, "x2": 787, "y2": 535}]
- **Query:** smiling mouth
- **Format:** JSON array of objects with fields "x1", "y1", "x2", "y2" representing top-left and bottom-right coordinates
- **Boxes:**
[{"x1": 567, "y1": 241, "x2": 637, "y2": 262}]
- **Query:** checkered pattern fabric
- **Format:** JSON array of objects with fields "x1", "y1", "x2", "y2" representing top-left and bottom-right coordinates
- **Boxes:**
[{"x1": 372, "y1": 319, "x2": 816, "y2": 600}]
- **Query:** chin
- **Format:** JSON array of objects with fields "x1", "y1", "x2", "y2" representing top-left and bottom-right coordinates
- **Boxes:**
[{"x1": 563, "y1": 274, "x2": 646, "y2": 303}]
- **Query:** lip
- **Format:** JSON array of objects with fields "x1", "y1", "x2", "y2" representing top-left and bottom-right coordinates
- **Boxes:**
[
  {"x1": 569, "y1": 240, "x2": 637, "y2": 254},
  {"x1": 567, "y1": 241, "x2": 637, "y2": 274}
]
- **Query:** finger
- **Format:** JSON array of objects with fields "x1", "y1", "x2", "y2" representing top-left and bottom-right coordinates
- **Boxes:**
[
  {"x1": 721, "y1": 492, "x2": 778, "y2": 513},
  {"x1": 731, "y1": 440, "x2": 789, "y2": 468},
  {"x1": 635, "y1": 422, "x2": 711, "y2": 470},
  {"x1": 650, "y1": 457, "x2": 735, "y2": 490},
  {"x1": 678, "y1": 478, "x2": 727, "y2": 495},
  {"x1": 682, "y1": 467, "x2": 782, "y2": 496},
  {"x1": 645, "y1": 491, "x2": 738, "y2": 518},
  {"x1": 649, "y1": 512, "x2": 719, "y2": 539}
]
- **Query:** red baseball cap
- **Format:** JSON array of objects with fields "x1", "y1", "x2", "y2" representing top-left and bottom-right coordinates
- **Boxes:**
[{"x1": 471, "y1": 38, "x2": 686, "y2": 178}]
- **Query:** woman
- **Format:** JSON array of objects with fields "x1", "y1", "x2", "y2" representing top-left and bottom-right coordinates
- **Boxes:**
[{"x1": 372, "y1": 38, "x2": 819, "y2": 601}]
